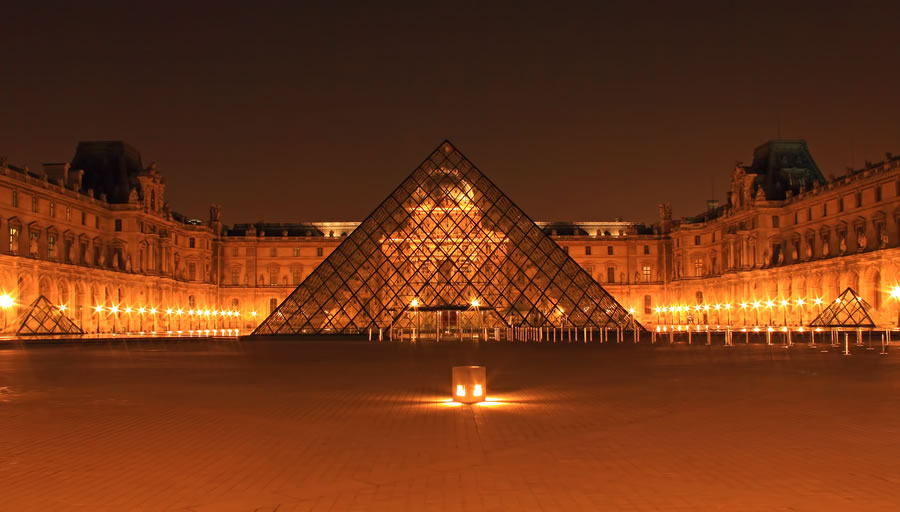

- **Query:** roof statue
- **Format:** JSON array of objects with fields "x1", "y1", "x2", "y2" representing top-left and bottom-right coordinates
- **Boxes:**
[
  {"x1": 254, "y1": 141, "x2": 638, "y2": 335},
  {"x1": 808, "y1": 288, "x2": 876, "y2": 328}
]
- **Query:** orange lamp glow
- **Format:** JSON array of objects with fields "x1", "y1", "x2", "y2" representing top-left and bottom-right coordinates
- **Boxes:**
[{"x1": 452, "y1": 366, "x2": 486, "y2": 404}]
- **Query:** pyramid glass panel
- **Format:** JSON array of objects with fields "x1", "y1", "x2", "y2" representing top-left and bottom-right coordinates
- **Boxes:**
[
  {"x1": 808, "y1": 288, "x2": 876, "y2": 328},
  {"x1": 17, "y1": 295, "x2": 84, "y2": 336},
  {"x1": 253, "y1": 141, "x2": 639, "y2": 336}
]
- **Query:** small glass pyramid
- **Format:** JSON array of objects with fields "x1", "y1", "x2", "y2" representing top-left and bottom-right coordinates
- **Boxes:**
[
  {"x1": 254, "y1": 141, "x2": 637, "y2": 335},
  {"x1": 808, "y1": 288, "x2": 876, "y2": 328},
  {"x1": 17, "y1": 295, "x2": 84, "y2": 336}
]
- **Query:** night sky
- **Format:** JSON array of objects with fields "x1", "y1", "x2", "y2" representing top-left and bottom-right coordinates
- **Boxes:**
[{"x1": 3, "y1": 2, "x2": 899, "y2": 225}]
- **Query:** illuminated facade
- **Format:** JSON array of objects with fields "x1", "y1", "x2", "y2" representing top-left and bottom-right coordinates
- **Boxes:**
[{"x1": 1, "y1": 139, "x2": 899, "y2": 335}]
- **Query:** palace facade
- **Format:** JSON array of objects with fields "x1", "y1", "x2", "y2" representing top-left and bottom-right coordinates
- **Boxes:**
[{"x1": 1, "y1": 139, "x2": 898, "y2": 334}]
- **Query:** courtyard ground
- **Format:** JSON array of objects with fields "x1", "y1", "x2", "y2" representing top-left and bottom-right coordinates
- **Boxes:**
[{"x1": 1, "y1": 338, "x2": 899, "y2": 511}]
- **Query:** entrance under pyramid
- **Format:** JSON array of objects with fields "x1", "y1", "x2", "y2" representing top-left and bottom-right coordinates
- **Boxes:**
[{"x1": 254, "y1": 141, "x2": 639, "y2": 339}]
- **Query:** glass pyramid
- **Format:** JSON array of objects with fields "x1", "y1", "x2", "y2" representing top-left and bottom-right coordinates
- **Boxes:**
[
  {"x1": 808, "y1": 288, "x2": 876, "y2": 328},
  {"x1": 17, "y1": 295, "x2": 84, "y2": 336},
  {"x1": 254, "y1": 141, "x2": 637, "y2": 336}
]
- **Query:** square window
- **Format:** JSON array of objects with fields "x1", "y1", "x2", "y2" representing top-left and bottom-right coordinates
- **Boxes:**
[
  {"x1": 49, "y1": 202, "x2": 55, "y2": 217},
  {"x1": 606, "y1": 267, "x2": 615, "y2": 283},
  {"x1": 189, "y1": 237, "x2": 195, "y2": 248},
  {"x1": 270, "y1": 247, "x2": 277, "y2": 257},
  {"x1": 81, "y1": 211, "x2": 86, "y2": 225},
  {"x1": 94, "y1": 216, "x2": 99, "y2": 228},
  {"x1": 232, "y1": 247, "x2": 239, "y2": 256},
  {"x1": 11, "y1": 190, "x2": 18, "y2": 208},
  {"x1": 643, "y1": 245, "x2": 650, "y2": 255},
  {"x1": 317, "y1": 247, "x2": 323, "y2": 257},
  {"x1": 772, "y1": 215, "x2": 779, "y2": 228},
  {"x1": 607, "y1": 246, "x2": 614, "y2": 255},
  {"x1": 855, "y1": 192, "x2": 862, "y2": 207},
  {"x1": 293, "y1": 247, "x2": 300, "y2": 257},
  {"x1": 114, "y1": 219, "x2": 122, "y2": 232},
  {"x1": 694, "y1": 235, "x2": 700, "y2": 245},
  {"x1": 31, "y1": 196, "x2": 38, "y2": 213},
  {"x1": 875, "y1": 186, "x2": 882, "y2": 202},
  {"x1": 585, "y1": 246, "x2": 591, "y2": 255},
  {"x1": 65, "y1": 207, "x2": 71, "y2": 221},
  {"x1": 838, "y1": 197, "x2": 844, "y2": 212},
  {"x1": 231, "y1": 269, "x2": 239, "y2": 285},
  {"x1": 642, "y1": 265, "x2": 651, "y2": 282}
]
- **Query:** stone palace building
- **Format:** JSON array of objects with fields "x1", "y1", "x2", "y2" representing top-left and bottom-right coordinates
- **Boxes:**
[{"x1": 1, "y1": 139, "x2": 898, "y2": 333}]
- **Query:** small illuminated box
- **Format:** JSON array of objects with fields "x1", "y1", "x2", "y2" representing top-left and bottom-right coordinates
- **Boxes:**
[{"x1": 452, "y1": 365, "x2": 486, "y2": 403}]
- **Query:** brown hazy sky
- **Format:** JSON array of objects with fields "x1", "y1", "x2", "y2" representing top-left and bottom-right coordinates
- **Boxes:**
[{"x1": 2, "y1": 1, "x2": 899, "y2": 225}]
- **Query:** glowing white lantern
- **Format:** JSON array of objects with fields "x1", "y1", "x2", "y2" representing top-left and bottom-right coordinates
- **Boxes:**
[{"x1": 452, "y1": 366, "x2": 486, "y2": 404}]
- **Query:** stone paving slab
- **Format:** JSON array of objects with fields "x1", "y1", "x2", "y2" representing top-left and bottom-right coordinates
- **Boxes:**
[{"x1": 1, "y1": 340, "x2": 899, "y2": 511}]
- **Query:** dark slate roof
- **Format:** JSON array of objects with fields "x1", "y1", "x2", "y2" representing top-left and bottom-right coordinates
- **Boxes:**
[
  {"x1": 744, "y1": 140, "x2": 826, "y2": 200},
  {"x1": 539, "y1": 222, "x2": 591, "y2": 236},
  {"x1": 70, "y1": 141, "x2": 144, "y2": 203},
  {"x1": 225, "y1": 223, "x2": 326, "y2": 237}
]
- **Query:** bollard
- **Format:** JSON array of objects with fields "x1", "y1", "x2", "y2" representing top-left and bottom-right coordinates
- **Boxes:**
[
  {"x1": 378, "y1": 328, "x2": 383, "y2": 341},
  {"x1": 843, "y1": 334, "x2": 850, "y2": 356},
  {"x1": 882, "y1": 333, "x2": 888, "y2": 355},
  {"x1": 706, "y1": 325, "x2": 711, "y2": 345}
]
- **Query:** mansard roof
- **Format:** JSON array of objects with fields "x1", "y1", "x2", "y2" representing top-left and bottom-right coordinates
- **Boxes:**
[
  {"x1": 70, "y1": 140, "x2": 145, "y2": 203},
  {"x1": 744, "y1": 139, "x2": 827, "y2": 200}
]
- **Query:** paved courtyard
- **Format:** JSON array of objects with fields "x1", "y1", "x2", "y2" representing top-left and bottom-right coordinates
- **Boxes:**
[{"x1": 1, "y1": 338, "x2": 900, "y2": 511}]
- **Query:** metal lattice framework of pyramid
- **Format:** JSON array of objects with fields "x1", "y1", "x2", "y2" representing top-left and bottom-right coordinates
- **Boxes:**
[
  {"x1": 808, "y1": 288, "x2": 876, "y2": 328},
  {"x1": 17, "y1": 295, "x2": 84, "y2": 336},
  {"x1": 254, "y1": 141, "x2": 638, "y2": 335}
]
